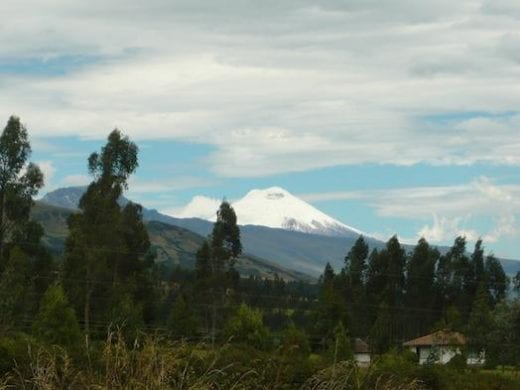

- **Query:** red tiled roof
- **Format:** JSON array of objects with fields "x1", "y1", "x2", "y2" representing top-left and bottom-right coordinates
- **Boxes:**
[
  {"x1": 354, "y1": 338, "x2": 370, "y2": 353},
  {"x1": 402, "y1": 330, "x2": 466, "y2": 347}
]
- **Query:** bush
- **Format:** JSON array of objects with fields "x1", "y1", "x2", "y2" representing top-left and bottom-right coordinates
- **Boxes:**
[
  {"x1": 223, "y1": 304, "x2": 271, "y2": 350},
  {"x1": 33, "y1": 283, "x2": 82, "y2": 349},
  {"x1": 0, "y1": 333, "x2": 38, "y2": 375},
  {"x1": 447, "y1": 353, "x2": 467, "y2": 370}
]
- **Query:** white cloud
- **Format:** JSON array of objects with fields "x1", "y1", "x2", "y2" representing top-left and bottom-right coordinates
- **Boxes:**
[
  {"x1": 126, "y1": 176, "x2": 217, "y2": 194},
  {"x1": 35, "y1": 160, "x2": 56, "y2": 189},
  {"x1": 483, "y1": 214, "x2": 519, "y2": 243},
  {"x1": 300, "y1": 177, "x2": 520, "y2": 245},
  {"x1": 61, "y1": 174, "x2": 90, "y2": 187},
  {"x1": 1, "y1": 1, "x2": 520, "y2": 176},
  {"x1": 302, "y1": 177, "x2": 520, "y2": 219},
  {"x1": 418, "y1": 215, "x2": 480, "y2": 243}
]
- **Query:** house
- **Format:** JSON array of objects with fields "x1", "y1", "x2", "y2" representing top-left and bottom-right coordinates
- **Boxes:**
[
  {"x1": 402, "y1": 330, "x2": 484, "y2": 365},
  {"x1": 353, "y1": 338, "x2": 371, "y2": 366}
]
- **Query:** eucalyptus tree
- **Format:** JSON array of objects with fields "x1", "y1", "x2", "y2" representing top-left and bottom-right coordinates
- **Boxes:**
[
  {"x1": 63, "y1": 129, "x2": 155, "y2": 339},
  {"x1": 0, "y1": 116, "x2": 49, "y2": 331},
  {"x1": 0, "y1": 116, "x2": 43, "y2": 263},
  {"x1": 405, "y1": 237, "x2": 439, "y2": 336},
  {"x1": 195, "y1": 200, "x2": 242, "y2": 342},
  {"x1": 343, "y1": 235, "x2": 369, "y2": 336}
]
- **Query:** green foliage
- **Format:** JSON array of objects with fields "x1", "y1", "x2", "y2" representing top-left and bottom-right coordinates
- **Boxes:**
[
  {"x1": 485, "y1": 255, "x2": 508, "y2": 304},
  {"x1": 168, "y1": 295, "x2": 199, "y2": 339},
  {"x1": 108, "y1": 291, "x2": 145, "y2": 341},
  {"x1": 470, "y1": 239, "x2": 486, "y2": 286},
  {"x1": 304, "y1": 360, "x2": 423, "y2": 390},
  {"x1": 62, "y1": 129, "x2": 156, "y2": 337},
  {"x1": 368, "y1": 350, "x2": 422, "y2": 386},
  {"x1": 280, "y1": 322, "x2": 310, "y2": 356},
  {"x1": 343, "y1": 235, "x2": 369, "y2": 336},
  {"x1": 321, "y1": 262, "x2": 335, "y2": 285},
  {"x1": 0, "y1": 332, "x2": 39, "y2": 376},
  {"x1": 224, "y1": 304, "x2": 270, "y2": 349},
  {"x1": 466, "y1": 283, "x2": 493, "y2": 354},
  {"x1": 211, "y1": 201, "x2": 242, "y2": 264},
  {"x1": 447, "y1": 353, "x2": 467, "y2": 370},
  {"x1": 0, "y1": 247, "x2": 31, "y2": 330},
  {"x1": 486, "y1": 299, "x2": 520, "y2": 368},
  {"x1": 194, "y1": 201, "x2": 242, "y2": 342},
  {"x1": 326, "y1": 321, "x2": 353, "y2": 363},
  {"x1": 369, "y1": 303, "x2": 393, "y2": 354},
  {"x1": 1, "y1": 326, "x2": 520, "y2": 389},
  {"x1": 365, "y1": 236, "x2": 407, "y2": 346},
  {"x1": 195, "y1": 201, "x2": 242, "y2": 288},
  {"x1": 275, "y1": 323, "x2": 313, "y2": 385},
  {"x1": 315, "y1": 263, "x2": 349, "y2": 340},
  {"x1": 87, "y1": 129, "x2": 138, "y2": 187},
  {"x1": 433, "y1": 305, "x2": 463, "y2": 332},
  {"x1": 33, "y1": 283, "x2": 81, "y2": 348},
  {"x1": 405, "y1": 237, "x2": 439, "y2": 335},
  {"x1": 0, "y1": 116, "x2": 44, "y2": 261},
  {"x1": 0, "y1": 117, "x2": 50, "y2": 329}
]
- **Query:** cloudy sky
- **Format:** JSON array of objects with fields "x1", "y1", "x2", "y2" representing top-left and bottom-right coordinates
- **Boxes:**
[{"x1": 1, "y1": 0, "x2": 519, "y2": 259}]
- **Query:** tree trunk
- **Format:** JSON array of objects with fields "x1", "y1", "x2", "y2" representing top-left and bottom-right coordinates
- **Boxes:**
[
  {"x1": 211, "y1": 301, "x2": 216, "y2": 345},
  {"x1": 84, "y1": 281, "x2": 92, "y2": 339},
  {"x1": 0, "y1": 189, "x2": 5, "y2": 262}
]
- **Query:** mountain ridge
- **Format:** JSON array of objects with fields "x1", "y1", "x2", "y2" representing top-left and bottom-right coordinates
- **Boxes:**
[
  {"x1": 40, "y1": 186, "x2": 520, "y2": 278},
  {"x1": 31, "y1": 201, "x2": 314, "y2": 282}
]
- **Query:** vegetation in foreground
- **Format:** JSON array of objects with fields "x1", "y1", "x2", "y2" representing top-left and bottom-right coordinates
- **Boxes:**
[
  {"x1": 0, "y1": 116, "x2": 519, "y2": 389},
  {"x1": 1, "y1": 330, "x2": 520, "y2": 389}
]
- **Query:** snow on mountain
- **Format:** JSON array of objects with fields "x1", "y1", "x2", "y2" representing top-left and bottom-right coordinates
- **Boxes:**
[{"x1": 172, "y1": 186, "x2": 362, "y2": 237}]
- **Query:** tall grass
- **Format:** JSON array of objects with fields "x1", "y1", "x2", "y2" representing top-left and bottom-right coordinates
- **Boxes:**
[
  {"x1": 1, "y1": 331, "x2": 267, "y2": 389},
  {"x1": 2, "y1": 333, "x2": 518, "y2": 389},
  {"x1": 302, "y1": 361, "x2": 425, "y2": 390}
]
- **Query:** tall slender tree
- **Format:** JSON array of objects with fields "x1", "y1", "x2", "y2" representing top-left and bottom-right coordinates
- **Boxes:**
[
  {"x1": 63, "y1": 129, "x2": 155, "y2": 340},
  {"x1": 0, "y1": 116, "x2": 50, "y2": 331},
  {"x1": 0, "y1": 116, "x2": 43, "y2": 265},
  {"x1": 194, "y1": 200, "x2": 242, "y2": 343},
  {"x1": 484, "y1": 254, "x2": 508, "y2": 305},
  {"x1": 365, "y1": 248, "x2": 384, "y2": 329},
  {"x1": 435, "y1": 236, "x2": 472, "y2": 320},
  {"x1": 466, "y1": 283, "x2": 493, "y2": 356},
  {"x1": 343, "y1": 235, "x2": 369, "y2": 336},
  {"x1": 405, "y1": 237, "x2": 439, "y2": 336},
  {"x1": 315, "y1": 263, "x2": 348, "y2": 342}
]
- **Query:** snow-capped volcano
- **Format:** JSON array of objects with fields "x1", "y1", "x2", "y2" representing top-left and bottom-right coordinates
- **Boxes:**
[{"x1": 173, "y1": 186, "x2": 362, "y2": 237}]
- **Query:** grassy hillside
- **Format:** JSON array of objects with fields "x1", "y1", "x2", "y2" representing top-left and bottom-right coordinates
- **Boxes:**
[{"x1": 30, "y1": 201, "x2": 313, "y2": 282}]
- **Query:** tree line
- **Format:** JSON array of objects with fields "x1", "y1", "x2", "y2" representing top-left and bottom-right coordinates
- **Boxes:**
[{"x1": 315, "y1": 234, "x2": 514, "y2": 359}]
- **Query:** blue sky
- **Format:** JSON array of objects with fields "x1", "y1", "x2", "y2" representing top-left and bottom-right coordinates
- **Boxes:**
[{"x1": 2, "y1": 0, "x2": 520, "y2": 259}]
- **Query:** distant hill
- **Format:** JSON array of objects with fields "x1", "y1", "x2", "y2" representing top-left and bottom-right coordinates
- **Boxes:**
[
  {"x1": 40, "y1": 186, "x2": 86, "y2": 210},
  {"x1": 30, "y1": 201, "x2": 314, "y2": 282}
]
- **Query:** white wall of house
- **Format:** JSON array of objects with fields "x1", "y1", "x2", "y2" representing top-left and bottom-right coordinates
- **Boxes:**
[
  {"x1": 354, "y1": 352, "x2": 370, "y2": 366},
  {"x1": 409, "y1": 346, "x2": 460, "y2": 364},
  {"x1": 467, "y1": 351, "x2": 486, "y2": 366},
  {"x1": 409, "y1": 346, "x2": 485, "y2": 365}
]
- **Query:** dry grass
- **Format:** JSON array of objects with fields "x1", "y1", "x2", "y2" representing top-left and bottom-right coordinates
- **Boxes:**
[
  {"x1": 1, "y1": 331, "x2": 267, "y2": 389},
  {"x1": 302, "y1": 361, "x2": 425, "y2": 390},
  {"x1": 1, "y1": 333, "x2": 434, "y2": 390}
]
